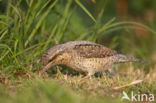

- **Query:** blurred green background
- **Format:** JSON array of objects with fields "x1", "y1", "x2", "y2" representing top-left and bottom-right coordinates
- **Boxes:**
[
  {"x1": 0, "y1": 0, "x2": 156, "y2": 103},
  {"x1": 1, "y1": 0, "x2": 156, "y2": 64}
]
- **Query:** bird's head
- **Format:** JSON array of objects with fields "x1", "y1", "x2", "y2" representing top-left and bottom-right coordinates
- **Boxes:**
[{"x1": 42, "y1": 45, "x2": 70, "y2": 73}]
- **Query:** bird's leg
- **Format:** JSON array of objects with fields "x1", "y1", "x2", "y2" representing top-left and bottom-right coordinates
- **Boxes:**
[
  {"x1": 104, "y1": 68, "x2": 116, "y2": 78},
  {"x1": 82, "y1": 71, "x2": 95, "y2": 80}
]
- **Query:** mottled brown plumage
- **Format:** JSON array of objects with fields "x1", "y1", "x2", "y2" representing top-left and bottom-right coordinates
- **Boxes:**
[{"x1": 42, "y1": 40, "x2": 145, "y2": 76}]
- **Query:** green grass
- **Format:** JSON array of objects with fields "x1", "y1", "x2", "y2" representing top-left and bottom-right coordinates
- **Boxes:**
[
  {"x1": 0, "y1": 0, "x2": 156, "y2": 103},
  {"x1": 0, "y1": 78, "x2": 122, "y2": 103}
]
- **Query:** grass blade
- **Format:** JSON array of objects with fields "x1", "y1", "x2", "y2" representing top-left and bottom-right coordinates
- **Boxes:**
[
  {"x1": 98, "y1": 21, "x2": 156, "y2": 35},
  {"x1": 43, "y1": 24, "x2": 58, "y2": 51},
  {"x1": 75, "y1": 0, "x2": 96, "y2": 23},
  {"x1": 24, "y1": 0, "x2": 58, "y2": 47}
]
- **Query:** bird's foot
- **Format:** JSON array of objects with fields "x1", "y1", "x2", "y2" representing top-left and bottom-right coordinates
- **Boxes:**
[
  {"x1": 80, "y1": 73, "x2": 94, "y2": 81},
  {"x1": 83, "y1": 75, "x2": 92, "y2": 79},
  {"x1": 104, "y1": 69, "x2": 116, "y2": 78}
]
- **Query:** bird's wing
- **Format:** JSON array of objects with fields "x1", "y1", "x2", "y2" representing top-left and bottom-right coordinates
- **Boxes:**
[{"x1": 73, "y1": 43, "x2": 118, "y2": 58}]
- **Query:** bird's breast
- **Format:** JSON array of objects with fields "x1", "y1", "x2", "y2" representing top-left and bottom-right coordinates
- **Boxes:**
[{"x1": 66, "y1": 57, "x2": 113, "y2": 73}]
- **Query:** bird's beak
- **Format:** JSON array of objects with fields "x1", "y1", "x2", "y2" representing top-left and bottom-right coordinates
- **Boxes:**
[{"x1": 41, "y1": 62, "x2": 55, "y2": 73}]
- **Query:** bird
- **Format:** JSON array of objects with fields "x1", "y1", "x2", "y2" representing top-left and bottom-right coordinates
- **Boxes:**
[{"x1": 41, "y1": 40, "x2": 146, "y2": 76}]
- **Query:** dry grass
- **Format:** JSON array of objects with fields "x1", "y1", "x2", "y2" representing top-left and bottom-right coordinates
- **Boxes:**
[
  {"x1": 40, "y1": 63, "x2": 156, "y2": 98},
  {"x1": 0, "y1": 62, "x2": 156, "y2": 103}
]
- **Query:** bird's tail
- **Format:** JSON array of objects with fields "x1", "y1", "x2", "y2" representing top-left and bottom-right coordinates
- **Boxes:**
[{"x1": 113, "y1": 54, "x2": 148, "y2": 64}]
